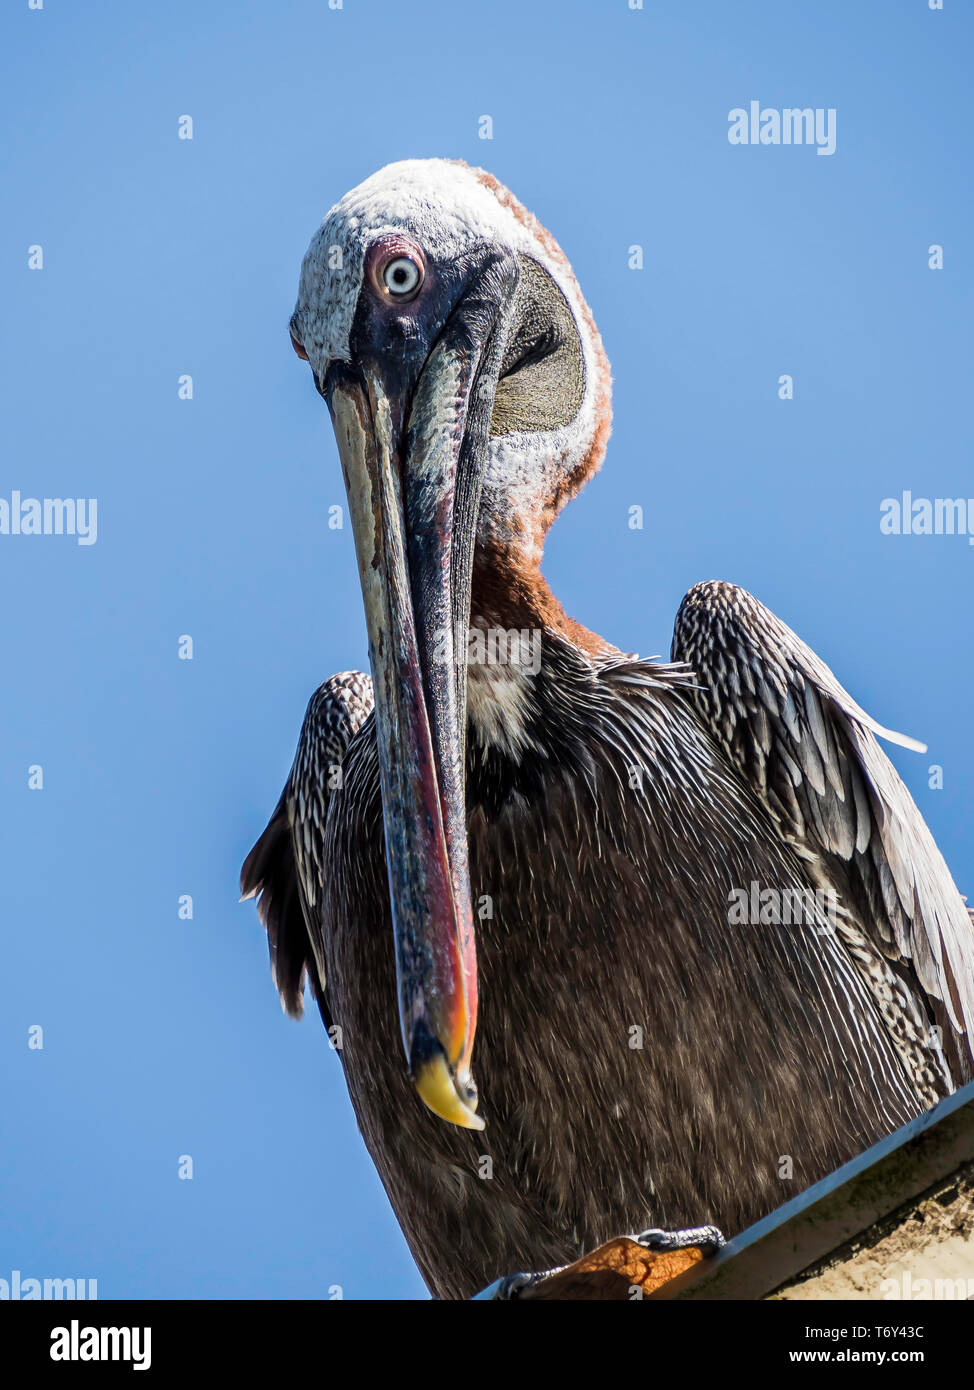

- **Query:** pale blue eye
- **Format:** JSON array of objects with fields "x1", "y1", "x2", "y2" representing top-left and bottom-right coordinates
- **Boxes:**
[{"x1": 383, "y1": 256, "x2": 422, "y2": 297}]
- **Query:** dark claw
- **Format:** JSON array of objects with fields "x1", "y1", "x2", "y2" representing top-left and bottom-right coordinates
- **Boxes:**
[
  {"x1": 489, "y1": 1269, "x2": 557, "y2": 1300},
  {"x1": 635, "y1": 1224, "x2": 726, "y2": 1254}
]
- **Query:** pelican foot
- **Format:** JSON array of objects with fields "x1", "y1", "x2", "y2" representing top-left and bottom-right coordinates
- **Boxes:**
[
  {"x1": 635, "y1": 1224, "x2": 725, "y2": 1254},
  {"x1": 488, "y1": 1268, "x2": 562, "y2": 1300},
  {"x1": 481, "y1": 1226, "x2": 726, "y2": 1299}
]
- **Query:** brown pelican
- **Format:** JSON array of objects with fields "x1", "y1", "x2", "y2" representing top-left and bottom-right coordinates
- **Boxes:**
[{"x1": 241, "y1": 159, "x2": 974, "y2": 1300}]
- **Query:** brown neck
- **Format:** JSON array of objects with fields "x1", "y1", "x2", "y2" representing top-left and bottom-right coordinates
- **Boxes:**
[{"x1": 470, "y1": 541, "x2": 617, "y2": 662}]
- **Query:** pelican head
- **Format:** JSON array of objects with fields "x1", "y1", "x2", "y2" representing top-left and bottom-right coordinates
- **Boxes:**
[{"x1": 289, "y1": 158, "x2": 611, "y2": 1129}]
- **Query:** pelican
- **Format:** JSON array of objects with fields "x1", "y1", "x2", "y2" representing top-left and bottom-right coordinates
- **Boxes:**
[{"x1": 241, "y1": 159, "x2": 974, "y2": 1300}]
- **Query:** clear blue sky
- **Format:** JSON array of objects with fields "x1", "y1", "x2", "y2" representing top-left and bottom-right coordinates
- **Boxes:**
[{"x1": 2, "y1": 1, "x2": 971, "y2": 1300}]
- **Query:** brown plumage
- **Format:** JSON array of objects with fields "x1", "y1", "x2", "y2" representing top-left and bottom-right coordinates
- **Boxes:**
[{"x1": 241, "y1": 160, "x2": 974, "y2": 1299}]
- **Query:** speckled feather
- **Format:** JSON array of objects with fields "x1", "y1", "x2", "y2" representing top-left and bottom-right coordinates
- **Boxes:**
[{"x1": 240, "y1": 671, "x2": 373, "y2": 1020}]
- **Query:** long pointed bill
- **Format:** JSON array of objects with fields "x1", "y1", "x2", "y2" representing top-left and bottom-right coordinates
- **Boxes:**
[{"x1": 327, "y1": 262, "x2": 514, "y2": 1130}]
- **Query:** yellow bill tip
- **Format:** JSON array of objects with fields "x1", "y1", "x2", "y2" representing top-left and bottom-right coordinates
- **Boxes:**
[{"x1": 414, "y1": 1053, "x2": 485, "y2": 1131}]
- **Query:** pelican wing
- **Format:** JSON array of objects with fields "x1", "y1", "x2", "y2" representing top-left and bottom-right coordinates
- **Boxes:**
[
  {"x1": 672, "y1": 580, "x2": 974, "y2": 1062},
  {"x1": 240, "y1": 670, "x2": 374, "y2": 1020}
]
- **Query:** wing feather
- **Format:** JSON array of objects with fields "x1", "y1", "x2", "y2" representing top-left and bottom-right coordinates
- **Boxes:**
[
  {"x1": 673, "y1": 581, "x2": 974, "y2": 1063},
  {"x1": 240, "y1": 670, "x2": 374, "y2": 1021}
]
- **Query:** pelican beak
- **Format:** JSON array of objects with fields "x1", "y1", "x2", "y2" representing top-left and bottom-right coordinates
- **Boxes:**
[{"x1": 322, "y1": 251, "x2": 517, "y2": 1130}]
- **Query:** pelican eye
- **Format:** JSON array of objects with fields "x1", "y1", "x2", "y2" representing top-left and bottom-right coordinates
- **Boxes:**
[
  {"x1": 382, "y1": 255, "x2": 423, "y2": 299},
  {"x1": 367, "y1": 237, "x2": 427, "y2": 305}
]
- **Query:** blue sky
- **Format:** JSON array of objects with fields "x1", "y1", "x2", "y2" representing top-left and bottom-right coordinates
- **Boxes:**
[{"x1": 2, "y1": 0, "x2": 970, "y2": 1299}]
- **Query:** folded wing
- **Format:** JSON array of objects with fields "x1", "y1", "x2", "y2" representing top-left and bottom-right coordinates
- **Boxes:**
[{"x1": 673, "y1": 581, "x2": 974, "y2": 1084}]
